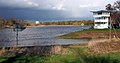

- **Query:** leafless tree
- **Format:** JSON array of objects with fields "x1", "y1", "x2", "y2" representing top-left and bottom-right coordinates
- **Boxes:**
[
  {"x1": 113, "y1": 0, "x2": 120, "y2": 11},
  {"x1": 106, "y1": 4, "x2": 114, "y2": 10},
  {"x1": 113, "y1": 0, "x2": 120, "y2": 24},
  {"x1": 106, "y1": 1, "x2": 120, "y2": 24}
]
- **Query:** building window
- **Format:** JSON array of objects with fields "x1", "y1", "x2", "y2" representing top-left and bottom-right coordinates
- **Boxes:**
[
  {"x1": 95, "y1": 17, "x2": 107, "y2": 20},
  {"x1": 95, "y1": 22, "x2": 107, "y2": 24},
  {"x1": 98, "y1": 12, "x2": 102, "y2": 15},
  {"x1": 93, "y1": 13, "x2": 98, "y2": 15}
]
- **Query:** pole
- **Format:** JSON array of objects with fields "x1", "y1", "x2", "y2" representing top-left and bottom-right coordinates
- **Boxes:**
[
  {"x1": 16, "y1": 26, "x2": 18, "y2": 47},
  {"x1": 109, "y1": 12, "x2": 112, "y2": 41}
]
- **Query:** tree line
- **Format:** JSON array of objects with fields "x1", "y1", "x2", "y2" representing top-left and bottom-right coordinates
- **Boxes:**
[
  {"x1": 0, "y1": 17, "x2": 30, "y2": 29},
  {"x1": 34, "y1": 20, "x2": 94, "y2": 26},
  {"x1": 0, "y1": 17, "x2": 94, "y2": 28}
]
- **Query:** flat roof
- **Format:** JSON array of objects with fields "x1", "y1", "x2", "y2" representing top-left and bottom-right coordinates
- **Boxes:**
[
  {"x1": 91, "y1": 10, "x2": 117, "y2": 13},
  {"x1": 91, "y1": 10, "x2": 109, "y2": 13}
]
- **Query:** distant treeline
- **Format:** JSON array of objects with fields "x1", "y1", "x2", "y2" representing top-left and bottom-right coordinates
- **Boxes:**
[
  {"x1": 34, "y1": 20, "x2": 94, "y2": 26},
  {"x1": 0, "y1": 17, "x2": 31, "y2": 28},
  {"x1": 0, "y1": 17, "x2": 94, "y2": 29}
]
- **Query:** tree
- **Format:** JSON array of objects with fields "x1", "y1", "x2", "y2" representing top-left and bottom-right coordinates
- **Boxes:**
[
  {"x1": 106, "y1": 1, "x2": 120, "y2": 24},
  {"x1": 106, "y1": 4, "x2": 114, "y2": 10},
  {"x1": 113, "y1": 0, "x2": 120, "y2": 24},
  {"x1": 0, "y1": 17, "x2": 6, "y2": 28},
  {"x1": 113, "y1": 0, "x2": 120, "y2": 11}
]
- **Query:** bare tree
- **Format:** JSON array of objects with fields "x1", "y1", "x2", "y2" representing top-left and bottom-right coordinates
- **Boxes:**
[
  {"x1": 106, "y1": 4, "x2": 114, "y2": 10},
  {"x1": 113, "y1": 0, "x2": 120, "y2": 11},
  {"x1": 106, "y1": 1, "x2": 120, "y2": 25},
  {"x1": 113, "y1": 0, "x2": 120, "y2": 24}
]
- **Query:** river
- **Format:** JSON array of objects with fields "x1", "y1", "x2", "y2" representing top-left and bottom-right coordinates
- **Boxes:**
[{"x1": 0, "y1": 26, "x2": 90, "y2": 47}]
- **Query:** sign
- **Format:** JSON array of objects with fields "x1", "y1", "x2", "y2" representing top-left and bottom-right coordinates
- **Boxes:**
[
  {"x1": 81, "y1": 23, "x2": 84, "y2": 26},
  {"x1": 13, "y1": 23, "x2": 26, "y2": 32},
  {"x1": 13, "y1": 23, "x2": 26, "y2": 47}
]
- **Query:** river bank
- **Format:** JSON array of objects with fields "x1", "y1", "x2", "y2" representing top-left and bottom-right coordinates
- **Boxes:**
[
  {"x1": 1, "y1": 42, "x2": 120, "y2": 63},
  {"x1": 55, "y1": 29, "x2": 120, "y2": 39},
  {"x1": 0, "y1": 27, "x2": 120, "y2": 63}
]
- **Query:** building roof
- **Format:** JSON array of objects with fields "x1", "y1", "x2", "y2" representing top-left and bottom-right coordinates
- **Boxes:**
[
  {"x1": 91, "y1": 10, "x2": 109, "y2": 13},
  {"x1": 91, "y1": 10, "x2": 117, "y2": 13}
]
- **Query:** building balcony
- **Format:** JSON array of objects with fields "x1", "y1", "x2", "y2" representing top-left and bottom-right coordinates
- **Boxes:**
[{"x1": 93, "y1": 14, "x2": 110, "y2": 17}]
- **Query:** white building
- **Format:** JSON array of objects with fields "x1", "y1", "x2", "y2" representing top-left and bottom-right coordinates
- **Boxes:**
[
  {"x1": 91, "y1": 10, "x2": 110, "y2": 29},
  {"x1": 35, "y1": 21, "x2": 40, "y2": 25}
]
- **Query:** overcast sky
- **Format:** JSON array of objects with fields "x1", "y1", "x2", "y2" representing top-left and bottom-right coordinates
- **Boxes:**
[{"x1": 0, "y1": 0, "x2": 116, "y2": 21}]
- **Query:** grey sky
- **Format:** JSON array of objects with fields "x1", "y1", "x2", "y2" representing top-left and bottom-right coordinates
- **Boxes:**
[{"x1": 0, "y1": 0, "x2": 115, "y2": 21}]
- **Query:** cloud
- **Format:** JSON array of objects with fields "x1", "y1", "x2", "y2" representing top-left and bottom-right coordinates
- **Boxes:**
[
  {"x1": 28, "y1": 1, "x2": 33, "y2": 5},
  {"x1": 79, "y1": 4, "x2": 101, "y2": 8},
  {"x1": 0, "y1": 0, "x2": 115, "y2": 18},
  {"x1": 52, "y1": 4, "x2": 66, "y2": 10},
  {"x1": 79, "y1": 5, "x2": 89, "y2": 8},
  {"x1": 24, "y1": 0, "x2": 28, "y2": 2},
  {"x1": 34, "y1": 3, "x2": 39, "y2": 7},
  {"x1": 0, "y1": 0, "x2": 114, "y2": 10}
]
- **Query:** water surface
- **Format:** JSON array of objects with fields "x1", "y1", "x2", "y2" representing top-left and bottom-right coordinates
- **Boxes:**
[{"x1": 0, "y1": 26, "x2": 90, "y2": 47}]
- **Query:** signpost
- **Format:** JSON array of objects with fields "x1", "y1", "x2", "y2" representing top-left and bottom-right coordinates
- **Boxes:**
[
  {"x1": 13, "y1": 23, "x2": 26, "y2": 47},
  {"x1": 81, "y1": 23, "x2": 84, "y2": 26},
  {"x1": 81, "y1": 23, "x2": 85, "y2": 31}
]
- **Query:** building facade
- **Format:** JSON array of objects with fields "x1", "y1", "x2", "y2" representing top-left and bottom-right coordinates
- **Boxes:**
[{"x1": 91, "y1": 10, "x2": 110, "y2": 29}]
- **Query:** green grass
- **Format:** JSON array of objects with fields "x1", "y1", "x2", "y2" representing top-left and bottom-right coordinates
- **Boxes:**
[
  {"x1": 1, "y1": 47, "x2": 120, "y2": 63},
  {"x1": 0, "y1": 56, "x2": 13, "y2": 63},
  {"x1": 55, "y1": 29, "x2": 120, "y2": 38},
  {"x1": 86, "y1": 52, "x2": 120, "y2": 63},
  {"x1": 0, "y1": 48, "x2": 86, "y2": 63},
  {"x1": 80, "y1": 29, "x2": 120, "y2": 32},
  {"x1": 55, "y1": 32, "x2": 78, "y2": 38}
]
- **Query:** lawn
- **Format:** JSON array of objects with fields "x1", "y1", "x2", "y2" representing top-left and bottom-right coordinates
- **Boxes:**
[
  {"x1": 80, "y1": 29, "x2": 120, "y2": 32},
  {"x1": 55, "y1": 29, "x2": 120, "y2": 39},
  {"x1": 1, "y1": 47, "x2": 120, "y2": 63}
]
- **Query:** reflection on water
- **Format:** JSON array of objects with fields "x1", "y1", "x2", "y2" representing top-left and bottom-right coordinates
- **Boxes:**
[{"x1": 0, "y1": 26, "x2": 90, "y2": 47}]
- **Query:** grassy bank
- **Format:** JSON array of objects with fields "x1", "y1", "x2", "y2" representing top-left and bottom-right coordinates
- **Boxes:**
[
  {"x1": 55, "y1": 29, "x2": 120, "y2": 39},
  {"x1": 1, "y1": 47, "x2": 120, "y2": 63},
  {"x1": 0, "y1": 29, "x2": 120, "y2": 63}
]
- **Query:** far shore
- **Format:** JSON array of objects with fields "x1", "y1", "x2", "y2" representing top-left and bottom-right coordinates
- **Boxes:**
[
  {"x1": 39, "y1": 25, "x2": 82, "y2": 26},
  {"x1": 0, "y1": 25, "x2": 83, "y2": 29},
  {"x1": 27, "y1": 25, "x2": 85, "y2": 27}
]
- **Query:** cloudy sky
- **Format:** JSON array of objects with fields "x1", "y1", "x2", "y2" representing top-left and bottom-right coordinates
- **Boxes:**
[{"x1": 0, "y1": 0, "x2": 116, "y2": 21}]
